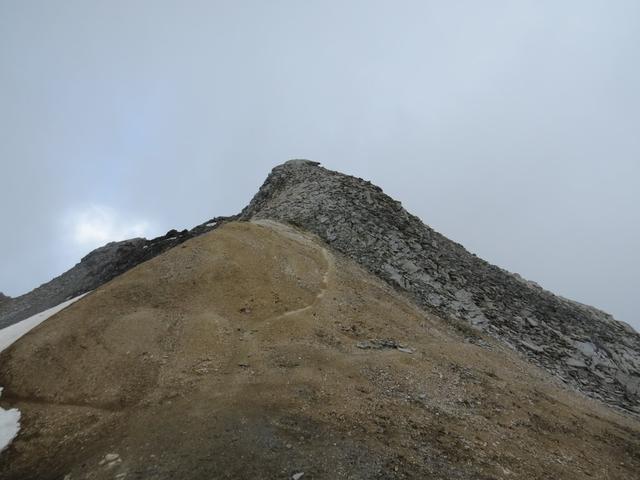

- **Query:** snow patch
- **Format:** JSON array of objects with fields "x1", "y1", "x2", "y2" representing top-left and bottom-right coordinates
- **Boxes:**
[
  {"x1": 0, "y1": 293, "x2": 87, "y2": 454},
  {"x1": 0, "y1": 388, "x2": 19, "y2": 454},
  {"x1": 0, "y1": 295, "x2": 87, "y2": 353}
]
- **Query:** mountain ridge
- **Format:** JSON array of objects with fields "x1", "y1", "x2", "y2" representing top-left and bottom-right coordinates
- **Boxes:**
[
  {"x1": 0, "y1": 217, "x2": 230, "y2": 330},
  {"x1": 239, "y1": 160, "x2": 640, "y2": 414},
  {"x1": 1, "y1": 160, "x2": 638, "y2": 415}
]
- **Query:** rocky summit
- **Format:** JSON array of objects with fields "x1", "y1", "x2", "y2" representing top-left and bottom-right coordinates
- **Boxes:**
[
  {"x1": 240, "y1": 161, "x2": 640, "y2": 414},
  {"x1": 0, "y1": 161, "x2": 639, "y2": 480}
]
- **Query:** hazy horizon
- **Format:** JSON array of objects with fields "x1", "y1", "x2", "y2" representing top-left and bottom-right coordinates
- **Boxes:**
[{"x1": 1, "y1": 1, "x2": 638, "y2": 330}]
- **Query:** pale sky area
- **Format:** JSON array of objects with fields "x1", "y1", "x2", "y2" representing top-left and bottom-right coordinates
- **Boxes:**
[{"x1": 0, "y1": 1, "x2": 638, "y2": 329}]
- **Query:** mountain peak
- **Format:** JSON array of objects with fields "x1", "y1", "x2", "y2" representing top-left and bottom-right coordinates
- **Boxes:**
[
  {"x1": 1, "y1": 163, "x2": 639, "y2": 478},
  {"x1": 241, "y1": 163, "x2": 640, "y2": 414},
  {"x1": 2, "y1": 162, "x2": 638, "y2": 414},
  {"x1": 280, "y1": 158, "x2": 321, "y2": 168}
]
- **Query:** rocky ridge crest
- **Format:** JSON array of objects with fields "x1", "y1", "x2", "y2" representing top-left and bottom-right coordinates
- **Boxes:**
[
  {"x1": 0, "y1": 219, "x2": 227, "y2": 330},
  {"x1": 239, "y1": 160, "x2": 640, "y2": 414}
]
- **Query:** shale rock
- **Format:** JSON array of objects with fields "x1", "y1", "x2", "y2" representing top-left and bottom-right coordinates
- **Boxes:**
[{"x1": 240, "y1": 160, "x2": 640, "y2": 414}]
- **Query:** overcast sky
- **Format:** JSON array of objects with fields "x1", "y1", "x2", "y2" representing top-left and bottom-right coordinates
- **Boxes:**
[{"x1": 1, "y1": 1, "x2": 638, "y2": 329}]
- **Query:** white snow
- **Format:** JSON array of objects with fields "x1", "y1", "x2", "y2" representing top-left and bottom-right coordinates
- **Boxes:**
[
  {"x1": 0, "y1": 293, "x2": 87, "y2": 453},
  {"x1": 0, "y1": 387, "x2": 20, "y2": 455},
  {"x1": 0, "y1": 295, "x2": 87, "y2": 353}
]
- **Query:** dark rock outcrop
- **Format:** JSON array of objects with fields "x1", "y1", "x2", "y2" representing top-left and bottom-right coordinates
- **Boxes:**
[
  {"x1": 239, "y1": 160, "x2": 640, "y2": 414},
  {"x1": 0, "y1": 217, "x2": 232, "y2": 330},
  {"x1": 0, "y1": 292, "x2": 10, "y2": 305}
]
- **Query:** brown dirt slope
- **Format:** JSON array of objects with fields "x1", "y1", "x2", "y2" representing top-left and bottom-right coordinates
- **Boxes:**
[{"x1": 0, "y1": 221, "x2": 638, "y2": 480}]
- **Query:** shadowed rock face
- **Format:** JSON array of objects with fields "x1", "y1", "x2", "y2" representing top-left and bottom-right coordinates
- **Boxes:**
[
  {"x1": 0, "y1": 293, "x2": 10, "y2": 304},
  {"x1": 0, "y1": 218, "x2": 231, "y2": 330},
  {"x1": 239, "y1": 161, "x2": 640, "y2": 414}
]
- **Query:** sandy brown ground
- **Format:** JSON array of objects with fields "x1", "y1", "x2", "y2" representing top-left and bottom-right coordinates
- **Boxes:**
[{"x1": 0, "y1": 221, "x2": 638, "y2": 480}]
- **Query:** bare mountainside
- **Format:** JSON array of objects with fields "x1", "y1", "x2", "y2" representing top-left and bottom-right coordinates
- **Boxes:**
[
  {"x1": 240, "y1": 160, "x2": 640, "y2": 414},
  {"x1": 0, "y1": 221, "x2": 639, "y2": 480},
  {"x1": 1, "y1": 161, "x2": 637, "y2": 416}
]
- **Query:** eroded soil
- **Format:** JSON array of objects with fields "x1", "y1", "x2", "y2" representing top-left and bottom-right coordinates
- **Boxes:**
[{"x1": 0, "y1": 221, "x2": 638, "y2": 479}]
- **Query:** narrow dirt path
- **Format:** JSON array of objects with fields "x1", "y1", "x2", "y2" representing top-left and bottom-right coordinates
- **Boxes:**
[
  {"x1": 276, "y1": 247, "x2": 333, "y2": 320},
  {"x1": 223, "y1": 220, "x2": 335, "y2": 385}
]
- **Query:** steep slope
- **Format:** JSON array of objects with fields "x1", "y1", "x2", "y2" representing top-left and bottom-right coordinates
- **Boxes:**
[
  {"x1": 0, "y1": 218, "x2": 228, "y2": 330},
  {"x1": 239, "y1": 160, "x2": 640, "y2": 414},
  {"x1": 0, "y1": 295, "x2": 86, "y2": 453},
  {"x1": 0, "y1": 221, "x2": 639, "y2": 480},
  {"x1": 2, "y1": 160, "x2": 637, "y2": 417}
]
